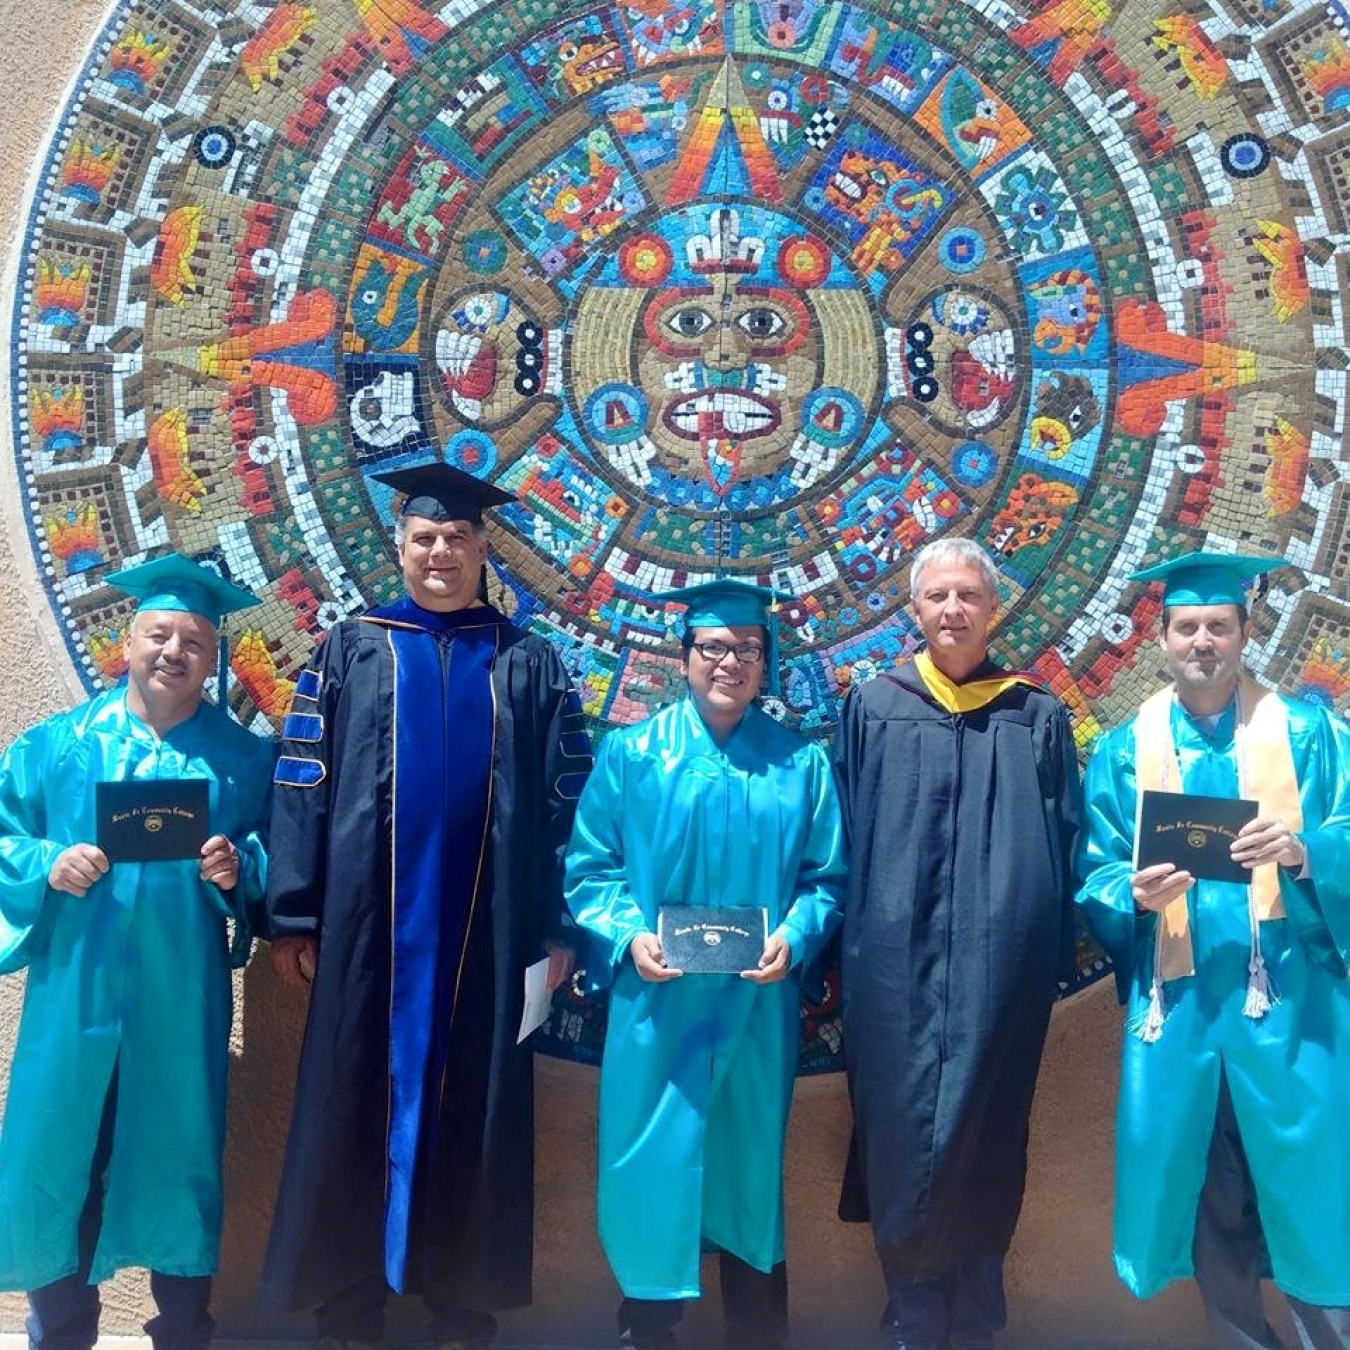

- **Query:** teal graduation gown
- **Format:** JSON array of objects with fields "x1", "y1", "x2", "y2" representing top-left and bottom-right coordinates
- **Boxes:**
[
  {"x1": 565, "y1": 699, "x2": 846, "y2": 1300},
  {"x1": 1077, "y1": 693, "x2": 1350, "y2": 1305},
  {"x1": 0, "y1": 687, "x2": 273, "y2": 1290}
]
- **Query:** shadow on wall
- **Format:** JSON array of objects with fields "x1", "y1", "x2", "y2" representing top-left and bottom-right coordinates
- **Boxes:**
[{"x1": 202, "y1": 965, "x2": 1248, "y2": 1350}]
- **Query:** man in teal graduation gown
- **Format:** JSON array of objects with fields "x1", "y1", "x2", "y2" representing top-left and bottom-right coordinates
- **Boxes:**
[
  {"x1": 1077, "y1": 551, "x2": 1350, "y2": 1349},
  {"x1": 0, "y1": 553, "x2": 273, "y2": 1350},
  {"x1": 565, "y1": 580, "x2": 846, "y2": 1350}
]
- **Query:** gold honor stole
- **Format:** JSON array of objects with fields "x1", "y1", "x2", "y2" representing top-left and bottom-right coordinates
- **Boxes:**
[
  {"x1": 913, "y1": 649, "x2": 1047, "y2": 713},
  {"x1": 1133, "y1": 678, "x2": 1301, "y2": 980}
]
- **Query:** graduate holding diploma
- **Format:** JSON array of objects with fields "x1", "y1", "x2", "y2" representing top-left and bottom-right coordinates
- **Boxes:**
[
  {"x1": 1077, "y1": 550, "x2": 1350, "y2": 1349},
  {"x1": 0, "y1": 553, "x2": 273, "y2": 1350},
  {"x1": 565, "y1": 580, "x2": 845, "y2": 1350}
]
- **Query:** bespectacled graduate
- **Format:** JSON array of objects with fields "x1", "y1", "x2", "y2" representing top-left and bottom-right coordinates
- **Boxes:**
[{"x1": 564, "y1": 578, "x2": 846, "y2": 1350}]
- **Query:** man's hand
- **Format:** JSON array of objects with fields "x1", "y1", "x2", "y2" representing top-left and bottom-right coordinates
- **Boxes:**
[
  {"x1": 1231, "y1": 816, "x2": 1305, "y2": 871},
  {"x1": 543, "y1": 939, "x2": 575, "y2": 995},
  {"x1": 47, "y1": 844, "x2": 109, "y2": 897},
  {"x1": 1131, "y1": 862, "x2": 1194, "y2": 914},
  {"x1": 741, "y1": 933, "x2": 792, "y2": 984},
  {"x1": 272, "y1": 935, "x2": 318, "y2": 988},
  {"x1": 630, "y1": 932, "x2": 682, "y2": 981},
  {"x1": 199, "y1": 834, "x2": 238, "y2": 891}
]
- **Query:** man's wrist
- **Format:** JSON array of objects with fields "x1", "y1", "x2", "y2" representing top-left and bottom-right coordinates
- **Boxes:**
[{"x1": 1281, "y1": 834, "x2": 1307, "y2": 872}]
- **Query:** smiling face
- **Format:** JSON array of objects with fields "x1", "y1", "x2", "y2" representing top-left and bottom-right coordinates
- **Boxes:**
[
  {"x1": 123, "y1": 608, "x2": 216, "y2": 726},
  {"x1": 1161, "y1": 603, "x2": 1248, "y2": 714},
  {"x1": 398, "y1": 514, "x2": 489, "y2": 611},
  {"x1": 912, "y1": 558, "x2": 997, "y2": 676},
  {"x1": 683, "y1": 623, "x2": 766, "y2": 735}
]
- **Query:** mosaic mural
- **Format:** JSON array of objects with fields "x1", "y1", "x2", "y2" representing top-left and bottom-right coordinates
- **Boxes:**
[{"x1": 12, "y1": 0, "x2": 1350, "y2": 1064}]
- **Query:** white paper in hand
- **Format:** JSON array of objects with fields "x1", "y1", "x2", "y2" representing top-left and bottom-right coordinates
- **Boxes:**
[{"x1": 517, "y1": 956, "x2": 553, "y2": 1044}]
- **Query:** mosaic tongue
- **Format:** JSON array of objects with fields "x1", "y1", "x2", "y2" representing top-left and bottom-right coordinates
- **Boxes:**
[{"x1": 702, "y1": 422, "x2": 741, "y2": 496}]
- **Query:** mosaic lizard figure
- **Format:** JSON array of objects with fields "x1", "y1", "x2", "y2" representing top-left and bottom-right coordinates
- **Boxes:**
[{"x1": 377, "y1": 153, "x2": 463, "y2": 254}]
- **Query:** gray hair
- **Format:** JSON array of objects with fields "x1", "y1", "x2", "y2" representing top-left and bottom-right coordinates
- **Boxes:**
[
  {"x1": 393, "y1": 515, "x2": 487, "y2": 548},
  {"x1": 910, "y1": 538, "x2": 1000, "y2": 602}
]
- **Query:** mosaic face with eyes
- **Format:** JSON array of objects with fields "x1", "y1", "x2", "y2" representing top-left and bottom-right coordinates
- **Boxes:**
[
  {"x1": 568, "y1": 206, "x2": 879, "y2": 495},
  {"x1": 637, "y1": 271, "x2": 818, "y2": 477}
]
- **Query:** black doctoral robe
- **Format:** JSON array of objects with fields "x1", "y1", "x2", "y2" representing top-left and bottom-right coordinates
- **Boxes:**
[
  {"x1": 259, "y1": 600, "x2": 591, "y2": 1313},
  {"x1": 834, "y1": 658, "x2": 1080, "y2": 1277}
]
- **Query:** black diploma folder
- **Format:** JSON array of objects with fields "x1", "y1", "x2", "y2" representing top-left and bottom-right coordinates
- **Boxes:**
[
  {"x1": 1136, "y1": 789, "x2": 1259, "y2": 884},
  {"x1": 96, "y1": 780, "x2": 209, "y2": 862},
  {"x1": 657, "y1": 904, "x2": 768, "y2": 974}
]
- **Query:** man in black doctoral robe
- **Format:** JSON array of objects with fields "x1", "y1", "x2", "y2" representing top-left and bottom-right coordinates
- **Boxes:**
[
  {"x1": 835, "y1": 538, "x2": 1080, "y2": 1350},
  {"x1": 260, "y1": 462, "x2": 592, "y2": 1350}
]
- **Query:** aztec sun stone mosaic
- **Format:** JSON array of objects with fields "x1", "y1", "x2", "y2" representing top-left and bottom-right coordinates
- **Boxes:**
[{"x1": 12, "y1": 0, "x2": 1350, "y2": 1052}]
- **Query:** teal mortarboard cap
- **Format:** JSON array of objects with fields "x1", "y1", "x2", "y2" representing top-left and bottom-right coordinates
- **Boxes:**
[
  {"x1": 373, "y1": 461, "x2": 513, "y2": 524},
  {"x1": 105, "y1": 552, "x2": 259, "y2": 626},
  {"x1": 107, "y1": 553, "x2": 260, "y2": 715},
  {"x1": 655, "y1": 579, "x2": 792, "y2": 697},
  {"x1": 1130, "y1": 550, "x2": 1287, "y2": 608}
]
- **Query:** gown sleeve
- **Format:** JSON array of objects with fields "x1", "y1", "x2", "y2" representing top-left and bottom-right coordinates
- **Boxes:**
[
  {"x1": 0, "y1": 715, "x2": 69, "y2": 973},
  {"x1": 1075, "y1": 724, "x2": 1150, "y2": 1003},
  {"x1": 1048, "y1": 702, "x2": 1085, "y2": 984},
  {"x1": 775, "y1": 742, "x2": 846, "y2": 983},
  {"x1": 531, "y1": 644, "x2": 593, "y2": 945},
  {"x1": 264, "y1": 625, "x2": 347, "y2": 938},
  {"x1": 224, "y1": 731, "x2": 276, "y2": 966},
  {"x1": 564, "y1": 732, "x2": 648, "y2": 991},
  {"x1": 830, "y1": 685, "x2": 863, "y2": 854},
  {"x1": 1279, "y1": 705, "x2": 1350, "y2": 972}
]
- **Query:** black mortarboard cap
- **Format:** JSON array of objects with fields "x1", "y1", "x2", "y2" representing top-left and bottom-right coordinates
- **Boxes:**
[{"x1": 372, "y1": 461, "x2": 514, "y2": 524}]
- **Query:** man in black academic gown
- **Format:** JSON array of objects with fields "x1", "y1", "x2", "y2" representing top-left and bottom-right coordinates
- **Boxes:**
[
  {"x1": 260, "y1": 463, "x2": 592, "y2": 1350},
  {"x1": 834, "y1": 538, "x2": 1080, "y2": 1350}
]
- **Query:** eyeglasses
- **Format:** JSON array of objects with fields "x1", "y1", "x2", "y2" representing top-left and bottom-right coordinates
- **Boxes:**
[{"x1": 691, "y1": 641, "x2": 765, "y2": 665}]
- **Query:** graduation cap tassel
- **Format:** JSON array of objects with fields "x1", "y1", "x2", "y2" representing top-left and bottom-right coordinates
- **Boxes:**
[
  {"x1": 218, "y1": 634, "x2": 233, "y2": 721},
  {"x1": 1131, "y1": 922, "x2": 1167, "y2": 1043},
  {"x1": 1138, "y1": 977, "x2": 1165, "y2": 1043},
  {"x1": 1237, "y1": 700, "x2": 1278, "y2": 1021},
  {"x1": 1243, "y1": 956, "x2": 1276, "y2": 1020},
  {"x1": 1242, "y1": 868, "x2": 1279, "y2": 1021}
]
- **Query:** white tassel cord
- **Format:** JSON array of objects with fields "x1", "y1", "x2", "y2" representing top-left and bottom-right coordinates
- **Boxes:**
[
  {"x1": 1242, "y1": 950, "x2": 1279, "y2": 1021},
  {"x1": 1132, "y1": 918, "x2": 1168, "y2": 1043},
  {"x1": 1135, "y1": 975, "x2": 1166, "y2": 1043},
  {"x1": 1236, "y1": 698, "x2": 1279, "y2": 1022}
]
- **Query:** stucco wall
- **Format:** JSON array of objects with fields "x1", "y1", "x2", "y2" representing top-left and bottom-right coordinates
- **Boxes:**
[{"x1": 0, "y1": 3, "x2": 1296, "y2": 1346}]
